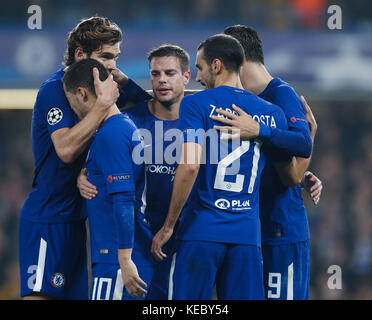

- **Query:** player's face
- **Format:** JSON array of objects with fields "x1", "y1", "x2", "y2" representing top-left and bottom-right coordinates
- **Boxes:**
[
  {"x1": 88, "y1": 43, "x2": 121, "y2": 74},
  {"x1": 64, "y1": 85, "x2": 93, "y2": 120},
  {"x1": 195, "y1": 49, "x2": 214, "y2": 89},
  {"x1": 150, "y1": 56, "x2": 190, "y2": 108}
]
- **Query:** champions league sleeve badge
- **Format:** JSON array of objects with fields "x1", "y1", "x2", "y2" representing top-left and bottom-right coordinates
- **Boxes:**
[{"x1": 47, "y1": 107, "x2": 63, "y2": 125}]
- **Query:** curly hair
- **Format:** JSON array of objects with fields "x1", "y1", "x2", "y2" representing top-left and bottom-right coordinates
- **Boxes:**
[{"x1": 63, "y1": 16, "x2": 122, "y2": 66}]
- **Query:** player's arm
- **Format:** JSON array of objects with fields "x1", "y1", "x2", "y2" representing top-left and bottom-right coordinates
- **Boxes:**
[
  {"x1": 301, "y1": 171, "x2": 323, "y2": 205},
  {"x1": 266, "y1": 104, "x2": 311, "y2": 187},
  {"x1": 151, "y1": 141, "x2": 202, "y2": 262},
  {"x1": 77, "y1": 168, "x2": 98, "y2": 199},
  {"x1": 52, "y1": 68, "x2": 119, "y2": 164},
  {"x1": 289, "y1": 95, "x2": 317, "y2": 176},
  {"x1": 272, "y1": 157, "x2": 302, "y2": 187},
  {"x1": 184, "y1": 90, "x2": 200, "y2": 96},
  {"x1": 97, "y1": 127, "x2": 147, "y2": 299},
  {"x1": 113, "y1": 192, "x2": 148, "y2": 299},
  {"x1": 212, "y1": 103, "x2": 312, "y2": 158},
  {"x1": 275, "y1": 96, "x2": 319, "y2": 187},
  {"x1": 112, "y1": 68, "x2": 152, "y2": 111}
]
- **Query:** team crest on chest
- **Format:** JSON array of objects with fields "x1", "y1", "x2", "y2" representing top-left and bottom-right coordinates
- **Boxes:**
[{"x1": 47, "y1": 107, "x2": 63, "y2": 125}]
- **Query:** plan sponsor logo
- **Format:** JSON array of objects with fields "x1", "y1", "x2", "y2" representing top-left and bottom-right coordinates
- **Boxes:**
[
  {"x1": 214, "y1": 198, "x2": 230, "y2": 209},
  {"x1": 214, "y1": 198, "x2": 251, "y2": 211}
]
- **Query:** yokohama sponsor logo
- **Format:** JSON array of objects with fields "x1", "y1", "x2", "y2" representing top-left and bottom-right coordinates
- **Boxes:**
[{"x1": 146, "y1": 164, "x2": 176, "y2": 175}]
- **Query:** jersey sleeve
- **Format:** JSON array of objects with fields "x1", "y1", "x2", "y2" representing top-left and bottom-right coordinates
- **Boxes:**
[
  {"x1": 37, "y1": 80, "x2": 77, "y2": 135},
  {"x1": 179, "y1": 96, "x2": 206, "y2": 146},
  {"x1": 258, "y1": 92, "x2": 312, "y2": 158},
  {"x1": 117, "y1": 78, "x2": 152, "y2": 110},
  {"x1": 113, "y1": 191, "x2": 135, "y2": 249},
  {"x1": 95, "y1": 125, "x2": 136, "y2": 195},
  {"x1": 266, "y1": 108, "x2": 293, "y2": 163},
  {"x1": 275, "y1": 86, "x2": 309, "y2": 132}
]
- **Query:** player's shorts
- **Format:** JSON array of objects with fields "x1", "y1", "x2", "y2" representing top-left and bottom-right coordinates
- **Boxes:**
[
  {"x1": 146, "y1": 232, "x2": 177, "y2": 300},
  {"x1": 19, "y1": 218, "x2": 88, "y2": 299},
  {"x1": 262, "y1": 240, "x2": 310, "y2": 300},
  {"x1": 90, "y1": 263, "x2": 154, "y2": 300},
  {"x1": 168, "y1": 240, "x2": 265, "y2": 300}
]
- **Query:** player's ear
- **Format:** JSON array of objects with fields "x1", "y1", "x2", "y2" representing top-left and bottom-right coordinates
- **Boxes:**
[
  {"x1": 75, "y1": 47, "x2": 87, "y2": 62},
  {"x1": 212, "y1": 59, "x2": 222, "y2": 74},
  {"x1": 183, "y1": 71, "x2": 191, "y2": 86},
  {"x1": 76, "y1": 87, "x2": 89, "y2": 102}
]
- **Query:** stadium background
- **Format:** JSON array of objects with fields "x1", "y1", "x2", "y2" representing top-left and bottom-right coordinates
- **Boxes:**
[{"x1": 0, "y1": 0, "x2": 371, "y2": 299}]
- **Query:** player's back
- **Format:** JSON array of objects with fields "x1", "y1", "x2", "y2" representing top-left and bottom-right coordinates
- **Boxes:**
[
  {"x1": 258, "y1": 78, "x2": 310, "y2": 244},
  {"x1": 85, "y1": 113, "x2": 155, "y2": 267},
  {"x1": 20, "y1": 69, "x2": 86, "y2": 223},
  {"x1": 178, "y1": 85, "x2": 288, "y2": 246}
]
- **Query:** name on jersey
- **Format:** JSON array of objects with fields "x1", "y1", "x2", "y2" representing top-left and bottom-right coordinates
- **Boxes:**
[
  {"x1": 209, "y1": 104, "x2": 277, "y2": 128},
  {"x1": 215, "y1": 198, "x2": 251, "y2": 211}
]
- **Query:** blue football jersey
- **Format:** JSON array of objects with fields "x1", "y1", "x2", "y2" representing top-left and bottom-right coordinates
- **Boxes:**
[
  {"x1": 125, "y1": 101, "x2": 181, "y2": 233},
  {"x1": 178, "y1": 86, "x2": 288, "y2": 246},
  {"x1": 20, "y1": 69, "x2": 148, "y2": 224},
  {"x1": 259, "y1": 78, "x2": 310, "y2": 244},
  {"x1": 85, "y1": 113, "x2": 155, "y2": 267},
  {"x1": 20, "y1": 69, "x2": 86, "y2": 223}
]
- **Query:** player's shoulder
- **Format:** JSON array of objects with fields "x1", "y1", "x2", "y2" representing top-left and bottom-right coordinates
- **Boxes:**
[
  {"x1": 125, "y1": 100, "x2": 151, "y2": 118},
  {"x1": 183, "y1": 87, "x2": 225, "y2": 102},
  {"x1": 181, "y1": 91, "x2": 203, "y2": 105},
  {"x1": 181, "y1": 88, "x2": 233, "y2": 109},
  {"x1": 103, "y1": 113, "x2": 137, "y2": 134},
  {"x1": 268, "y1": 78, "x2": 300, "y2": 100},
  {"x1": 36, "y1": 70, "x2": 66, "y2": 103}
]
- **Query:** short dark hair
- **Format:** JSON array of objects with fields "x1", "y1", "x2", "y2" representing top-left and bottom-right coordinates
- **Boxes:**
[
  {"x1": 62, "y1": 58, "x2": 108, "y2": 96},
  {"x1": 224, "y1": 25, "x2": 264, "y2": 64},
  {"x1": 197, "y1": 34, "x2": 244, "y2": 73},
  {"x1": 64, "y1": 16, "x2": 122, "y2": 66},
  {"x1": 147, "y1": 44, "x2": 190, "y2": 73}
]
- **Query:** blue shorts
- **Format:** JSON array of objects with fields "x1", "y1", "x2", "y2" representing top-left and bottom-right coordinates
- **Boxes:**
[
  {"x1": 19, "y1": 218, "x2": 88, "y2": 299},
  {"x1": 169, "y1": 240, "x2": 264, "y2": 300},
  {"x1": 262, "y1": 240, "x2": 310, "y2": 300},
  {"x1": 146, "y1": 233, "x2": 177, "y2": 300},
  {"x1": 90, "y1": 263, "x2": 154, "y2": 300}
]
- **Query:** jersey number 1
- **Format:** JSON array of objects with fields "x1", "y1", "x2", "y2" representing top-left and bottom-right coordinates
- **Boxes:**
[{"x1": 214, "y1": 140, "x2": 262, "y2": 193}]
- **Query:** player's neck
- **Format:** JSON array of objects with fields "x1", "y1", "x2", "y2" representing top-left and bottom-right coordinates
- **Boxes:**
[
  {"x1": 214, "y1": 72, "x2": 243, "y2": 90},
  {"x1": 104, "y1": 104, "x2": 121, "y2": 122},
  {"x1": 148, "y1": 98, "x2": 180, "y2": 121},
  {"x1": 241, "y1": 61, "x2": 273, "y2": 96}
]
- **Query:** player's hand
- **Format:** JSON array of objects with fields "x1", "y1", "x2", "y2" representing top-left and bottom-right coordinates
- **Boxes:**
[
  {"x1": 120, "y1": 259, "x2": 148, "y2": 299},
  {"x1": 301, "y1": 171, "x2": 322, "y2": 205},
  {"x1": 301, "y1": 96, "x2": 317, "y2": 141},
  {"x1": 111, "y1": 68, "x2": 129, "y2": 89},
  {"x1": 77, "y1": 168, "x2": 98, "y2": 200},
  {"x1": 151, "y1": 226, "x2": 173, "y2": 262},
  {"x1": 93, "y1": 67, "x2": 119, "y2": 109},
  {"x1": 211, "y1": 104, "x2": 260, "y2": 140}
]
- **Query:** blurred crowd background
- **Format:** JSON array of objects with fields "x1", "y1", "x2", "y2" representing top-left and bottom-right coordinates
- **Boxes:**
[{"x1": 0, "y1": 0, "x2": 371, "y2": 299}]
